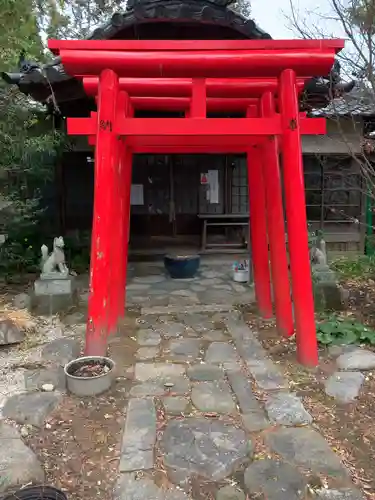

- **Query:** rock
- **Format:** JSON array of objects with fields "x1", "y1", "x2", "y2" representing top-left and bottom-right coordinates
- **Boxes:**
[
  {"x1": 136, "y1": 347, "x2": 159, "y2": 360},
  {"x1": 242, "y1": 411, "x2": 270, "y2": 432},
  {"x1": 244, "y1": 459, "x2": 307, "y2": 500},
  {"x1": 328, "y1": 344, "x2": 358, "y2": 357},
  {"x1": 265, "y1": 393, "x2": 312, "y2": 426},
  {"x1": 0, "y1": 422, "x2": 44, "y2": 493},
  {"x1": 161, "y1": 418, "x2": 252, "y2": 484},
  {"x1": 191, "y1": 381, "x2": 236, "y2": 414},
  {"x1": 42, "y1": 338, "x2": 80, "y2": 366},
  {"x1": 24, "y1": 367, "x2": 66, "y2": 391},
  {"x1": 162, "y1": 396, "x2": 189, "y2": 415},
  {"x1": 227, "y1": 370, "x2": 262, "y2": 413},
  {"x1": 325, "y1": 372, "x2": 365, "y2": 403},
  {"x1": 336, "y1": 349, "x2": 375, "y2": 371},
  {"x1": 114, "y1": 472, "x2": 189, "y2": 500},
  {"x1": 3, "y1": 392, "x2": 61, "y2": 427},
  {"x1": 205, "y1": 342, "x2": 238, "y2": 366},
  {"x1": 315, "y1": 488, "x2": 365, "y2": 500},
  {"x1": 156, "y1": 322, "x2": 186, "y2": 339},
  {"x1": 41, "y1": 383, "x2": 55, "y2": 392},
  {"x1": 187, "y1": 363, "x2": 224, "y2": 381},
  {"x1": 120, "y1": 398, "x2": 156, "y2": 472},
  {"x1": 13, "y1": 293, "x2": 31, "y2": 310},
  {"x1": 63, "y1": 311, "x2": 86, "y2": 325},
  {"x1": 137, "y1": 330, "x2": 161, "y2": 346},
  {"x1": 0, "y1": 319, "x2": 25, "y2": 346},
  {"x1": 216, "y1": 485, "x2": 246, "y2": 500},
  {"x1": 20, "y1": 425, "x2": 29, "y2": 437},
  {"x1": 265, "y1": 428, "x2": 348, "y2": 478},
  {"x1": 134, "y1": 363, "x2": 185, "y2": 382},
  {"x1": 168, "y1": 338, "x2": 201, "y2": 361}
]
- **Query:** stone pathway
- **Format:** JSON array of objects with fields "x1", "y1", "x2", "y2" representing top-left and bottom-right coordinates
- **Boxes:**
[
  {"x1": 116, "y1": 309, "x2": 365, "y2": 500},
  {"x1": 125, "y1": 264, "x2": 255, "y2": 310}
]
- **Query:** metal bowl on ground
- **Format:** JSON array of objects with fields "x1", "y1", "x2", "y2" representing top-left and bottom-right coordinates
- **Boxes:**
[
  {"x1": 164, "y1": 254, "x2": 200, "y2": 279},
  {"x1": 2, "y1": 486, "x2": 67, "y2": 500},
  {"x1": 64, "y1": 355, "x2": 115, "y2": 397}
]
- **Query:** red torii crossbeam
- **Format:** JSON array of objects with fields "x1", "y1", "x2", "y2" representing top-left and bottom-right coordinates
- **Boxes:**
[{"x1": 49, "y1": 37, "x2": 346, "y2": 366}]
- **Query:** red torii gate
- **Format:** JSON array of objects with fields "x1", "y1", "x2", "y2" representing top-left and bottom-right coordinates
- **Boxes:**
[{"x1": 49, "y1": 38, "x2": 345, "y2": 366}]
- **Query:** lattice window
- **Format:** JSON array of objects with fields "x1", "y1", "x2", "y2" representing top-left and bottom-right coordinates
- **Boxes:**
[
  {"x1": 303, "y1": 154, "x2": 363, "y2": 229},
  {"x1": 230, "y1": 157, "x2": 248, "y2": 214}
]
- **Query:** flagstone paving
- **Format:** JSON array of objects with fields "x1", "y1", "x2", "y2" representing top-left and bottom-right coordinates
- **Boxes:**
[{"x1": 114, "y1": 309, "x2": 365, "y2": 500}]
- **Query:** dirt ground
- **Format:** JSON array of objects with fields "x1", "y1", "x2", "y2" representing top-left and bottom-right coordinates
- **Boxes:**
[{"x1": 243, "y1": 277, "x2": 375, "y2": 499}]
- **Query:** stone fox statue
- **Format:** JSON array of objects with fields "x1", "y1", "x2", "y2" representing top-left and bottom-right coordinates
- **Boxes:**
[{"x1": 40, "y1": 236, "x2": 69, "y2": 276}]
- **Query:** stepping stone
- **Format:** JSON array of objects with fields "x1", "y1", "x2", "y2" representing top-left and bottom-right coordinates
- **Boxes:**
[
  {"x1": 315, "y1": 488, "x2": 365, "y2": 500},
  {"x1": 114, "y1": 472, "x2": 189, "y2": 500},
  {"x1": 216, "y1": 485, "x2": 246, "y2": 500},
  {"x1": 265, "y1": 392, "x2": 312, "y2": 426},
  {"x1": 136, "y1": 347, "x2": 159, "y2": 360},
  {"x1": 187, "y1": 363, "x2": 224, "y2": 382},
  {"x1": 178, "y1": 313, "x2": 212, "y2": 331},
  {"x1": 244, "y1": 459, "x2": 307, "y2": 500},
  {"x1": 336, "y1": 349, "x2": 375, "y2": 370},
  {"x1": 120, "y1": 398, "x2": 156, "y2": 472},
  {"x1": 42, "y1": 338, "x2": 80, "y2": 366},
  {"x1": 205, "y1": 342, "x2": 238, "y2": 366},
  {"x1": 24, "y1": 367, "x2": 66, "y2": 391},
  {"x1": 200, "y1": 278, "x2": 223, "y2": 286},
  {"x1": 0, "y1": 422, "x2": 44, "y2": 493},
  {"x1": 168, "y1": 338, "x2": 201, "y2": 361},
  {"x1": 325, "y1": 372, "x2": 365, "y2": 403},
  {"x1": 135, "y1": 363, "x2": 185, "y2": 382},
  {"x1": 134, "y1": 276, "x2": 166, "y2": 284},
  {"x1": 201, "y1": 271, "x2": 223, "y2": 279},
  {"x1": 227, "y1": 370, "x2": 261, "y2": 413},
  {"x1": 3, "y1": 392, "x2": 61, "y2": 428},
  {"x1": 127, "y1": 283, "x2": 151, "y2": 291},
  {"x1": 192, "y1": 380, "x2": 236, "y2": 414},
  {"x1": 130, "y1": 381, "x2": 166, "y2": 397},
  {"x1": 130, "y1": 376, "x2": 190, "y2": 397},
  {"x1": 242, "y1": 411, "x2": 270, "y2": 432},
  {"x1": 265, "y1": 428, "x2": 348, "y2": 478},
  {"x1": 203, "y1": 330, "x2": 228, "y2": 341},
  {"x1": 0, "y1": 319, "x2": 25, "y2": 346},
  {"x1": 156, "y1": 323, "x2": 186, "y2": 339},
  {"x1": 137, "y1": 330, "x2": 161, "y2": 346},
  {"x1": 161, "y1": 418, "x2": 252, "y2": 485},
  {"x1": 162, "y1": 396, "x2": 190, "y2": 415}
]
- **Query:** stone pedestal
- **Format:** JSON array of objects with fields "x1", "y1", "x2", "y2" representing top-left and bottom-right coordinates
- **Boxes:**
[{"x1": 33, "y1": 276, "x2": 77, "y2": 315}]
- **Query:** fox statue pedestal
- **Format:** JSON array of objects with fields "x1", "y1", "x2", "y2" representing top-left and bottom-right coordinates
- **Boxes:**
[
  {"x1": 32, "y1": 237, "x2": 77, "y2": 315},
  {"x1": 33, "y1": 274, "x2": 77, "y2": 315}
]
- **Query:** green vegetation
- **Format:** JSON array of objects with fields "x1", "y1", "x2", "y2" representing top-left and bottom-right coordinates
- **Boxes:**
[
  {"x1": 331, "y1": 256, "x2": 375, "y2": 280},
  {"x1": 317, "y1": 314, "x2": 375, "y2": 346}
]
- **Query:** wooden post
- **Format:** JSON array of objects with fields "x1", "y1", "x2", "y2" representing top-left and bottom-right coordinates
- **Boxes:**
[
  {"x1": 260, "y1": 92, "x2": 294, "y2": 337},
  {"x1": 86, "y1": 69, "x2": 119, "y2": 356},
  {"x1": 279, "y1": 69, "x2": 318, "y2": 366},
  {"x1": 246, "y1": 106, "x2": 273, "y2": 318}
]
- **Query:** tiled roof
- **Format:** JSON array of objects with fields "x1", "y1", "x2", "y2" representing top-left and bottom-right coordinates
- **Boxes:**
[{"x1": 312, "y1": 85, "x2": 375, "y2": 117}]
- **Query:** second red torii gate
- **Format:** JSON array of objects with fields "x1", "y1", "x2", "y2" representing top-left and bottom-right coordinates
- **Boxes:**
[{"x1": 50, "y1": 37, "x2": 346, "y2": 366}]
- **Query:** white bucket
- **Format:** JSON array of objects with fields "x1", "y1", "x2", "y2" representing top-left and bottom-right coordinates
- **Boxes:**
[{"x1": 233, "y1": 269, "x2": 249, "y2": 283}]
